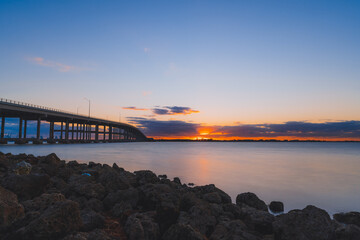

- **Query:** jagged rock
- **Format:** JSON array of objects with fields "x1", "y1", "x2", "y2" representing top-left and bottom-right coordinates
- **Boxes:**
[
  {"x1": 0, "y1": 186, "x2": 24, "y2": 228},
  {"x1": 193, "y1": 184, "x2": 232, "y2": 204},
  {"x1": 203, "y1": 192, "x2": 222, "y2": 204},
  {"x1": 135, "y1": 170, "x2": 160, "y2": 185},
  {"x1": 240, "y1": 205, "x2": 275, "y2": 234},
  {"x1": 236, "y1": 192, "x2": 268, "y2": 212},
  {"x1": 273, "y1": 205, "x2": 336, "y2": 240},
  {"x1": 84, "y1": 198, "x2": 104, "y2": 212},
  {"x1": 173, "y1": 177, "x2": 181, "y2": 185},
  {"x1": 333, "y1": 211, "x2": 360, "y2": 227},
  {"x1": 1, "y1": 173, "x2": 50, "y2": 201},
  {"x1": 163, "y1": 223, "x2": 206, "y2": 240},
  {"x1": 80, "y1": 209, "x2": 105, "y2": 232},
  {"x1": 269, "y1": 201, "x2": 284, "y2": 213},
  {"x1": 111, "y1": 201, "x2": 133, "y2": 219},
  {"x1": 13, "y1": 161, "x2": 32, "y2": 175},
  {"x1": 125, "y1": 212, "x2": 160, "y2": 240},
  {"x1": 98, "y1": 168, "x2": 133, "y2": 192}
]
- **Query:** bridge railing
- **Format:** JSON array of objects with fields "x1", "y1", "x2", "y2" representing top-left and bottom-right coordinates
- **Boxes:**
[{"x1": 0, "y1": 97, "x2": 86, "y2": 117}]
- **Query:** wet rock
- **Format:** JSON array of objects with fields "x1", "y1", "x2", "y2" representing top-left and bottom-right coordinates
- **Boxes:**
[
  {"x1": 273, "y1": 205, "x2": 336, "y2": 240},
  {"x1": 163, "y1": 223, "x2": 206, "y2": 240},
  {"x1": 0, "y1": 186, "x2": 24, "y2": 228},
  {"x1": 1, "y1": 173, "x2": 50, "y2": 201},
  {"x1": 13, "y1": 161, "x2": 32, "y2": 175},
  {"x1": 125, "y1": 212, "x2": 160, "y2": 240},
  {"x1": 80, "y1": 209, "x2": 105, "y2": 232},
  {"x1": 236, "y1": 192, "x2": 268, "y2": 212},
  {"x1": 269, "y1": 201, "x2": 284, "y2": 213},
  {"x1": 135, "y1": 170, "x2": 160, "y2": 185},
  {"x1": 333, "y1": 211, "x2": 360, "y2": 227}
]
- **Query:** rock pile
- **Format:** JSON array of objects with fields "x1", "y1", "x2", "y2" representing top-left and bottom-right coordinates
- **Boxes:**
[{"x1": 0, "y1": 152, "x2": 359, "y2": 240}]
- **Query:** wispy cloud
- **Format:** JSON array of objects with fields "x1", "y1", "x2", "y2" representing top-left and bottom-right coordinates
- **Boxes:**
[
  {"x1": 122, "y1": 105, "x2": 200, "y2": 116},
  {"x1": 144, "y1": 48, "x2": 151, "y2": 53},
  {"x1": 122, "y1": 106, "x2": 149, "y2": 111},
  {"x1": 152, "y1": 106, "x2": 200, "y2": 115},
  {"x1": 26, "y1": 57, "x2": 86, "y2": 72}
]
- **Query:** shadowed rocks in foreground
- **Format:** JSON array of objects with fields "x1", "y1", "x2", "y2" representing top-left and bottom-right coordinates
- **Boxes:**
[{"x1": 0, "y1": 152, "x2": 359, "y2": 240}]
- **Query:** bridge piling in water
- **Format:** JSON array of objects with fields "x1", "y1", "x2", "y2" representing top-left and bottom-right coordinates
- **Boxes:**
[{"x1": 0, "y1": 98, "x2": 147, "y2": 144}]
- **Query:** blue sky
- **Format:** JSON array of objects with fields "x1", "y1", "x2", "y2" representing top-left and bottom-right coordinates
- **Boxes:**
[{"x1": 1, "y1": 0, "x2": 360, "y2": 139}]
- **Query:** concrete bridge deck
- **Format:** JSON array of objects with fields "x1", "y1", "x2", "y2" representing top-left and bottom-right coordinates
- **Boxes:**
[{"x1": 0, "y1": 98, "x2": 147, "y2": 144}]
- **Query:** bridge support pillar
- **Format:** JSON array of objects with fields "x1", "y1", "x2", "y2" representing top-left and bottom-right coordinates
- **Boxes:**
[
  {"x1": 24, "y1": 120, "x2": 27, "y2": 138},
  {"x1": 49, "y1": 122, "x2": 54, "y2": 140},
  {"x1": 95, "y1": 124, "x2": 99, "y2": 141},
  {"x1": 103, "y1": 126, "x2": 106, "y2": 140},
  {"x1": 72, "y1": 122, "x2": 74, "y2": 140},
  {"x1": 65, "y1": 121, "x2": 69, "y2": 141},
  {"x1": 60, "y1": 122, "x2": 63, "y2": 140},
  {"x1": 1, "y1": 116, "x2": 5, "y2": 139},
  {"x1": 109, "y1": 126, "x2": 112, "y2": 141},
  {"x1": 19, "y1": 117, "x2": 23, "y2": 138},
  {"x1": 36, "y1": 118, "x2": 41, "y2": 140}
]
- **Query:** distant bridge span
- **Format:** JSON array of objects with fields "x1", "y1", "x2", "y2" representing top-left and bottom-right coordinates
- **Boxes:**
[{"x1": 0, "y1": 98, "x2": 148, "y2": 144}]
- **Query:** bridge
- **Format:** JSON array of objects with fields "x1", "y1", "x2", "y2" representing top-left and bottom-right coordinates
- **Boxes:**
[{"x1": 0, "y1": 98, "x2": 148, "y2": 144}]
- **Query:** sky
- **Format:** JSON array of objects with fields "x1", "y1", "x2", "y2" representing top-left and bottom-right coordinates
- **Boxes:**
[{"x1": 1, "y1": 0, "x2": 360, "y2": 140}]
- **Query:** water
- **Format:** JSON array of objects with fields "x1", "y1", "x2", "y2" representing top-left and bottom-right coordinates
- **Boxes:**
[{"x1": 1, "y1": 142, "x2": 360, "y2": 215}]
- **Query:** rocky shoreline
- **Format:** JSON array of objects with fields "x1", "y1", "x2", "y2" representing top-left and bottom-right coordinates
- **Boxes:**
[{"x1": 0, "y1": 152, "x2": 359, "y2": 240}]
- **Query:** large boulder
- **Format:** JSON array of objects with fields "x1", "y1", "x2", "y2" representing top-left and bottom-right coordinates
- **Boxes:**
[
  {"x1": 80, "y1": 209, "x2": 105, "y2": 232},
  {"x1": 13, "y1": 161, "x2": 32, "y2": 175},
  {"x1": 333, "y1": 211, "x2": 360, "y2": 227},
  {"x1": 163, "y1": 223, "x2": 206, "y2": 240},
  {"x1": 273, "y1": 205, "x2": 336, "y2": 240},
  {"x1": 68, "y1": 175, "x2": 106, "y2": 200},
  {"x1": 269, "y1": 201, "x2": 284, "y2": 213},
  {"x1": 193, "y1": 184, "x2": 231, "y2": 204},
  {"x1": 103, "y1": 188, "x2": 139, "y2": 210},
  {"x1": 22, "y1": 193, "x2": 65, "y2": 212},
  {"x1": 236, "y1": 192, "x2": 268, "y2": 212},
  {"x1": 134, "y1": 170, "x2": 160, "y2": 185},
  {"x1": 62, "y1": 229, "x2": 112, "y2": 240},
  {"x1": 334, "y1": 224, "x2": 360, "y2": 240},
  {"x1": 1, "y1": 173, "x2": 50, "y2": 201},
  {"x1": 0, "y1": 186, "x2": 24, "y2": 228}
]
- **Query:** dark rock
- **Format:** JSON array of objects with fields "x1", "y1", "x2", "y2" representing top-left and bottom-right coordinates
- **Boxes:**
[
  {"x1": 335, "y1": 224, "x2": 360, "y2": 240},
  {"x1": 80, "y1": 209, "x2": 105, "y2": 232},
  {"x1": 9, "y1": 200, "x2": 82, "y2": 240},
  {"x1": 158, "y1": 174, "x2": 167, "y2": 179},
  {"x1": 273, "y1": 205, "x2": 336, "y2": 240},
  {"x1": 13, "y1": 161, "x2": 32, "y2": 175},
  {"x1": 269, "y1": 201, "x2": 284, "y2": 213},
  {"x1": 103, "y1": 187, "x2": 139, "y2": 210},
  {"x1": 84, "y1": 198, "x2": 104, "y2": 212},
  {"x1": 334, "y1": 211, "x2": 360, "y2": 227},
  {"x1": 111, "y1": 201, "x2": 133, "y2": 219},
  {"x1": 62, "y1": 229, "x2": 112, "y2": 240},
  {"x1": 210, "y1": 219, "x2": 262, "y2": 240},
  {"x1": 173, "y1": 177, "x2": 181, "y2": 185},
  {"x1": 1, "y1": 173, "x2": 50, "y2": 201},
  {"x1": 178, "y1": 205, "x2": 217, "y2": 237},
  {"x1": 98, "y1": 168, "x2": 133, "y2": 192},
  {"x1": 193, "y1": 184, "x2": 231, "y2": 204},
  {"x1": 236, "y1": 192, "x2": 268, "y2": 212},
  {"x1": 22, "y1": 193, "x2": 65, "y2": 212},
  {"x1": 163, "y1": 223, "x2": 206, "y2": 240},
  {"x1": 135, "y1": 170, "x2": 160, "y2": 185},
  {"x1": 203, "y1": 192, "x2": 222, "y2": 204},
  {"x1": 68, "y1": 175, "x2": 106, "y2": 200},
  {"x1": 112, "y1": 162, "x2": 123, "y2": 171},
  {"x1": 125, "y1": 212, "x2": 160, "y2": 240},
  {"x1": 240, "y1": 205, "x2": 275, "y2": 234},
  {"x1": 0, "y1": 186, "x2": 24, "y2": 228}
]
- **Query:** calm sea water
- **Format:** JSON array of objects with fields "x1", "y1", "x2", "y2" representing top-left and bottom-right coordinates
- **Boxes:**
[{"x1": 1, "y1": 142, "x2": 359, "y2": 215}]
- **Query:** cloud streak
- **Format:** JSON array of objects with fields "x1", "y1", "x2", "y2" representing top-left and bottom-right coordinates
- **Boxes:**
[
  {"x1": 26, "y1": 57, "x2": 85, "y2": 72},
  {"x1": 122, "y1": 106, "x2": 149, "y2": 111},
  {"x1": 122, "y1": 105, "x2": 200, "y2": 116}
]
